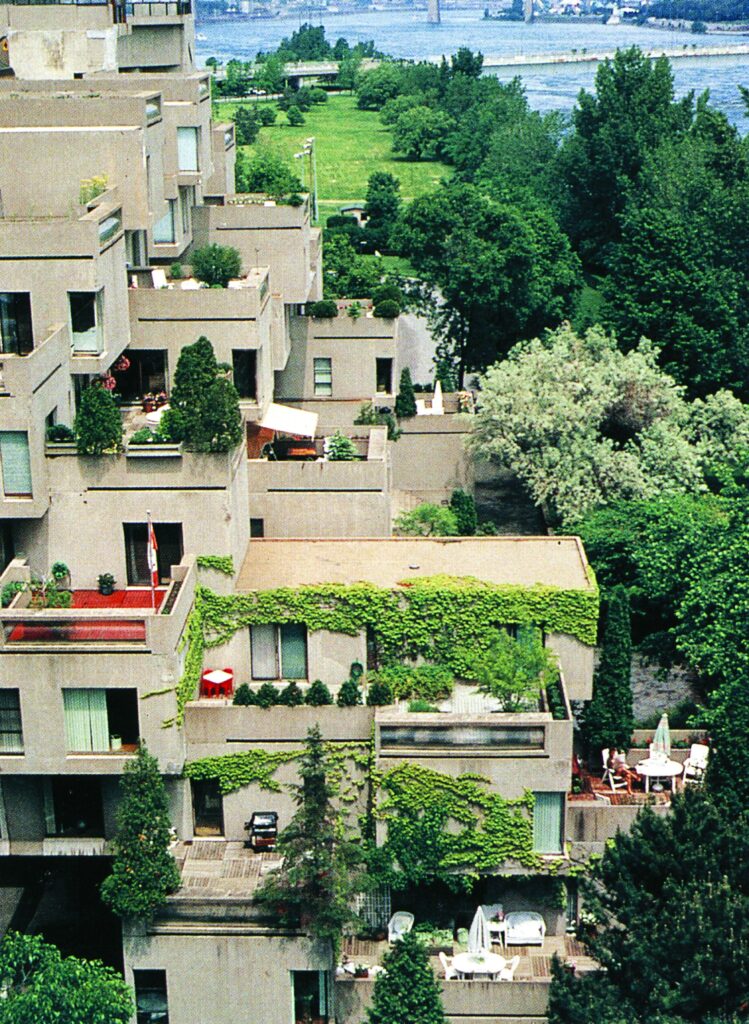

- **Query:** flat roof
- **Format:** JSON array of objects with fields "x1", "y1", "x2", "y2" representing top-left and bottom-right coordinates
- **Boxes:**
[{"x1": 237, "y1": 537, "x2": 593, "y2": 593}]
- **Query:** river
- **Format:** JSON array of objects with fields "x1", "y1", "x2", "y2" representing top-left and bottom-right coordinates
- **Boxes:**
[{"x1": 195, "y1": 10, "x2": 749, "y2": 127}]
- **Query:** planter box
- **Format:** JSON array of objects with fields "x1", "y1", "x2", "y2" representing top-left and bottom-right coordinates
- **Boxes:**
[
  {"x1": 45, "y1": 442, "x2": 78, "y2": 456},
  {"x1": 125, "y1": 443, "x2": 183, "y2": 459}
]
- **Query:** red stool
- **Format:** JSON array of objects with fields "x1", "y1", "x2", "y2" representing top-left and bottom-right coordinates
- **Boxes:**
[{"x1": 200, "y1": 667, "x2": 234, "y2": 698}]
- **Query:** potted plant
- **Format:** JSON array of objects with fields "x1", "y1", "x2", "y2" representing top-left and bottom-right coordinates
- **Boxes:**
[
  {"x1": 353, "y1": 964, "x2": 369, "y2": 979},
  {"x1": 51, "y1": 561, "x2": 71, "y2": 590},
  {"x1": 98, "y1": 573, "x2": 116, "y2": 596},
  {"x1": 142, "y1": 393, "x2": 156, "y2": 413}
]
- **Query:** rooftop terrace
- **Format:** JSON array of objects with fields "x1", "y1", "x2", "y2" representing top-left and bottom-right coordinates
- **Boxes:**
[{"x1": 237, "y1": 537, "x2": 594, "y2": 593}]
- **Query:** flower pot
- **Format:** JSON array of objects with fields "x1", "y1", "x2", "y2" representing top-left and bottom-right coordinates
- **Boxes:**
[
  {"x1": 99, "y1": 583, "x2": 114, "y2": 596},
  {"x1": 110, "y1": 735, "x2": 122, "y2": 751}
]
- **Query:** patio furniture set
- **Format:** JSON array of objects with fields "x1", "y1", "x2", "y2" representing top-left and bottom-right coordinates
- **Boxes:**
[{"x1": 603, "y1": 742, "x2": 709, "y2": 794}]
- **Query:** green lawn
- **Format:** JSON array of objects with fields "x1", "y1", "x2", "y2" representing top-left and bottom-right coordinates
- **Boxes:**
[{"x1": 215, "y1": 94, "x2": 451, "y2": 206}]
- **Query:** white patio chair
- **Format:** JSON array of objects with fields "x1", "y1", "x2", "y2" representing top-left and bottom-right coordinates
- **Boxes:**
[
  {"x1": 151, "y1": 268, "x2": 170, "y2": 289},
  {"x1": 499, "y1": 955, "x2": 520, "y2": 982},
  {"x1": 683, "y1": 743, "x2": 709, "y2": 785},
  {"x1": 602, "y1": 748, "x2": 627, "y2": 792},
  {"x1": 387, "y1": 911, "x2": 414, "y2": 943},
  {"x1": 439, "y1": 951, "x2": 457, "y2": 980},
  {"x1": 594, "y1": 791, "x2": 612, "y2": 805}
]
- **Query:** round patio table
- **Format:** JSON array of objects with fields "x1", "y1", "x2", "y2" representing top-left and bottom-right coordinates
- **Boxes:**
[
  {"x1": 452, "y1": 951, "x2": 506, "y2": 980},
  {"x1": 635, "y1": 757, "x2": 683, "y2": 793}
]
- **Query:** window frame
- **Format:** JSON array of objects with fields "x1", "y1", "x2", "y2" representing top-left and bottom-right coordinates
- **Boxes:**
[
  {"x1": 313, "y1": 357, "x2": 332, "y2": 397},
  {"x1": 153, "y1": 199, "x2": 177, "y2": 246},
  {"x1": 177, "y1": 126, "x2": 200, "y2": 173},
  {"x1": 250, "y1": 623, "x2": 308, "y2": 680},
  {"x1": 0, "y1": 690, "x2": 23, "y2": 754},
  {"x1": 0, "y1": 431, "x2": 32, "y2": 498},
  {"x1": 0, "y1": 292, "x2": 33, "y2": 355}
]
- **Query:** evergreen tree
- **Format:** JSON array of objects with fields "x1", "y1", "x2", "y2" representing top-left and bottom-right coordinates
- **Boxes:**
[
  {"x1": 193, "y1": 375, "x2": 243, "y2": 453},
  {"x1": 579, "y1": 585, "x2": 633, "y2": 755},
  {"x1": 394, "y1": 367, "x2": 417, "y2": 418},
  {"x1": 704, "y1": 676, "x2": 749, "y2": 812},
  {"x1": 449, "y1": 488, "x2": 477, "y2": 535},
  {"x1": 364, "y1": 171, "x2": 402, "y2": 251},
  {"x1": 366, "y1": 931, "x2": 446, "y2": 1024},
  {"x1": 170, "y1": 338, "x2": 242, "y2": 453},
  {"x1": 255, "y1": 725, "x2": 360, "y2": 952},
  {"x1": 171, "y1": 336, "x2": 218, "y2": 419},
  {"x1": 100, "y1": 744, "x2": 181, "y2": 918},
  {"x1": 74, "y1": 384, "x2": 122, "y2": 455},
  {"x1": 336, "y1": 677, "x2": 362, "y2": 706}
]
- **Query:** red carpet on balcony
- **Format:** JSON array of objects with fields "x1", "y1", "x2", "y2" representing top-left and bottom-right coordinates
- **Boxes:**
[{"x1": 71, "y1": 589, "x2": 166, "y2": 610}]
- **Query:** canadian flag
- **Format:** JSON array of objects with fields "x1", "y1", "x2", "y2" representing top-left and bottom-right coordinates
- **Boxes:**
[{"x1": 147, "y1": 516, "x2": 159, "y2": 590}]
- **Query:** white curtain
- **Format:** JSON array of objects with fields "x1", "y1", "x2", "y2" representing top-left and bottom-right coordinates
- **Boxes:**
[
  {"x1": 251, "y1": 624, "x2": 277, "y2": 679},
  {"x1": 177, "y1": 127, "x2": 199, "y2": 171}
]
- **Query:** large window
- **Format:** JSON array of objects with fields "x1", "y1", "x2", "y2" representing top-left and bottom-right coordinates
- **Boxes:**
[
  {"x1": 124, "y1": 522, "x2": 183, "y2": 586},
  {"x1": 153, "y1": 200, "x2": 177, "y2": 245},
  {"x1": 232, "y1": 349, "x2": 257, "y2": 400},
  {"x1": 62, "y1": 689, "x2": 139, "y2": 753},
  {"x1": 0, "y1": 432, "x2": 32, "y2": 497},
  {"x1": 0, "y1": 691, "x2": 23, "y2": 753},
  {"x1": 532, "y1": 792, "x2": 564, "y2": 854},
  {"x1": 313, "y1": 357, "x2": 332, "y2": 397},
  {"x1": 45, "y1": 777, "x2": 104, "y2": 837},
  {"x1": 0, "y1": 293, "x2": 33, "y2": 355},
  {"x1": 134, "y1": 970, "x2": 169, "y2": 1024},
  {"x1": 69, "y1": 291, "x2": 103, "y2": 354},
  {"x1": 177, "y1": 127, "x2": 199, "y2": 172},
  {"x1": 251, "y1": 623, "x2": 307, "y2": 680}
]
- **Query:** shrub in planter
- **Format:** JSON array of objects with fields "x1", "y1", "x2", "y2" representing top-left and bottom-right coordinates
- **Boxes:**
[
  {"x1": 337, "y1": 677, "x2": 362, "y2": 707},
  {"x1": 326, "y1": 431, "x2": 358, "y2": 461},
  {"x1": 309, "y1": 299, "x2": 338, "y2": 319},
  {"x1": 279, "y1": 681, "x2": 305, "y2": 706},
  {"x1": 367, "y1": 679, "x2": 393, "y2": 706},
  {"x1": 255, "y1": 682, "x2": 281, "y2": 708},
  {"x1": 305, "y1": 679, "x2": 333, "y2": 706},
  {"x1": 1, "y1": 581, "x2": 24, "y2": 608},
  {"x1": 191, "y1": 244, "x2": 242, "y2": 288},
  {"x1": 51, "y1": 562, "x2": 70, "y2": 587},
  {"x1": 170, "y1": 261, "x2": 184, "y2": 280},
  {"x1": 75, "y1": 384, "x2": 123, "y2": 455},
  {"x1": 373, "y1": 299, "x2": 400, "y2": 319},
  {"x1": 129, "y1": 427, "x2": 169, "y2": 445},
  {"x1": 233, "y1": 683, "x2": 257, "y2": 706},
  {"x1": 368, "y1": 665, "x2": 454, "y2": 702},
  {"x1": 46, "y1": 423, "x2": 75, "y2": 443},
  {"x1": 98, "y1": 573, "x2": 116, "y2": 596}
]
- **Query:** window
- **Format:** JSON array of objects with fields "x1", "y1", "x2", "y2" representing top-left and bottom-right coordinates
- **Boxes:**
[
  {"x1": 379, "y1": 724, "x2": 546, "y2": 750},
  {"x1": 124, "y1": 522, "x2": 183, "y2": 586},
  {"x1": 179, "y1": 186, "x2": 194, "y2": 236},
  {"x1": 250, "y1": 517, "x2": 265, "y2": 538},
  {"x1": 0, "y1": 691, "x2": 23, "y2": 753},
  {"x1": 69, "y1": 291, "x2": 103, "y2": 354},
  {"x1": 291, "y1": 971, "x2": 328, "y2": 1024},
  {"x1": 62, "y1": 689, "x2": 139, "y2": 752},
  {"x1": 376, "y1": 357, "x2": 393, "y2": 394},
  {"x1": 134, "y1": 970, "x2": 169, "y2": 1024},
  {"x1": 153, "y1": 200, "x2": 177, "y2": 245},
  {"x1": 177, "y1": 127, "x2": 199, "y2": 172},
  {"x1": 191, "y1": 778, "x2": 224, "y2": 837},
  {"x1": 232, "y1": 349, "x2": 257, "y2": 400},
  {"x1": 45, "y1": 777, "x2": 104, "y2": 837},
  {"x1": 125, "y1": 230, "x2": 147, "y2": 268},
  {"x1": 0, "y1": 293, "x2": 33, "y2": 355},
  {"x1": 98, "y1": 211, "x2": 122, "y2": 246},
  {"x1": 532, "y1": 792, "x2": 564, "y2": 854},
  {"x1": 0, "y1": 432, "x2": 32, "y2": 497},
  {"x1": 313, "y1": 357, "x2": 332, "y2": 397},
  {"x1": 250, "y1": 623, "x2": 307, "y2": 679}
]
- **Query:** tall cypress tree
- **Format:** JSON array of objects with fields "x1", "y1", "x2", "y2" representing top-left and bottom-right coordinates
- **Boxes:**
[
  {"x1": 367, "y1": 931, "x2": 446, "y2": 1024},
  {"x1": 101, "y1": 744, "x2": 181, "y2": 918},
  {"x1": 395, "y1": 367, "x2": 417, "y2": 418},
  {"x1": 580, "y1": 585, "x2": 633, "y2": 755}
]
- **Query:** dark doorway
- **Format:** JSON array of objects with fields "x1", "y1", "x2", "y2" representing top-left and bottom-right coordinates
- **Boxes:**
[
  {"x1": 106, "y1": 689, "x2": 140, "y2": 748},
  {"x1": 191, "y1": 778, "x2": 224, "y2": 836},
  {"x1": 376, "y1": 357, "x2": 393, "y2": 394},
  {"x1": 232, "y1": 349, "x2": 257, "y2": 400},
  {"x1": 49, "y1": 777, "x2": 104, "y2": 837},
  {"x1": 123, "y1": 522, "x2": 183, "y2": 585},
  {"x1": 115, "y1": 351, "x2": 167, "y2": 402}
]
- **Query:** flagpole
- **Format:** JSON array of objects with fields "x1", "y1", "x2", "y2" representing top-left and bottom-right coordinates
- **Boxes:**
[{"x1": 147, "y1": 509, "x2": 156, "y2": 612}]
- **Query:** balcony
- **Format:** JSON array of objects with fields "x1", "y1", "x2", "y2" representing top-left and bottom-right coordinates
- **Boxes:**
[
  {"x1": 0, "y1": 556, "x2": 195, "y2": 654},
  {"x1": 0, "y1": 322, "x2": 68, "y2": 400}
]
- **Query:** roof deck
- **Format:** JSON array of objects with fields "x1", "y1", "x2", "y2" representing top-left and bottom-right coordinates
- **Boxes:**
[{"x1": 237, "y1": 537, "x2": 595, "y2": 593}]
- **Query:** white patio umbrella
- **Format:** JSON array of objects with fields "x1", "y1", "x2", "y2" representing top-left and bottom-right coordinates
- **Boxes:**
[
  {"x1": 468, "y1": 905, "x2": 490, "y2": 954},
  {"x1": 432, "y1": 379, "x2": 444, "y2": 416},
  {"x1": 652, "y1": 713, "x2": 671, "y2": 761}
]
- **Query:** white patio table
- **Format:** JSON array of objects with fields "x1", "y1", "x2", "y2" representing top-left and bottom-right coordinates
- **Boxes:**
[
  {"x1": 452, "y1": 951, "x2": 506, "y2": 980},
  {"x1": 635, "y1": 757, "x2": 683, "y2": 793}
]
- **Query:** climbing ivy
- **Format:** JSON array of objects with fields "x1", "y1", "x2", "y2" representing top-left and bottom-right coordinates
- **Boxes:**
[
  {"x1": 198, "y1": 574, "x2": 597, "y2": 676},
  {"x1": 184, "y1": 750, "x2": 299, "y2": 793},
  {"x1": 196, "y1": 555, "x2": 235, "y2": 576},
  {"x1": 170, "y1": 602, "x2": 205, "y2": 727},
  {"x1": 374, "y1": 763, "x2": 539, "y2": 890}
]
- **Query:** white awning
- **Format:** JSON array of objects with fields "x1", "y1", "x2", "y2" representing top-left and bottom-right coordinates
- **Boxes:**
[{"x1": 259, "y1": 403, "x2": 318, "y2": 439}]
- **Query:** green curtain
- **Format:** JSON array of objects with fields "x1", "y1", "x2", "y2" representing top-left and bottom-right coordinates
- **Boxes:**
[
  {"x1": 533, "y1": 792, "x2": 563, "y2": 854},
  {"x1": 280, "y1": 624, "x2": 307, "y2": 680},
  {"x1": 63, "y1": 690, "x2": 109, "y2": 752}
]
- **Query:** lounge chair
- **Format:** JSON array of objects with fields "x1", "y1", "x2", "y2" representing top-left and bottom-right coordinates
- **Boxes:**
[
  {"x1": 683, "y1": 743, "x2": 709, "y2": 785},
  {"x1": 387, "y1": 911, "x2": 414, "y2": 943},
  {"x1": 438, "y1": 952, "x2": 456, "y2": 980},
  {"x1": 504, "y1": 912, "x2": 546, "y2": 946}
]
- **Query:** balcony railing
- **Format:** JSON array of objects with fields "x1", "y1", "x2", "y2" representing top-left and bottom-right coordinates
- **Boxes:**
[{"x1": 2, "y1": 0, "x2": 191, "y2": 16}]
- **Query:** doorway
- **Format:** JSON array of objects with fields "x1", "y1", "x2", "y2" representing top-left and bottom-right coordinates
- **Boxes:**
[
  {"x1": 191, "y1": 779, "x2": 224, "y2": 837},
  {"x1": 123, "y1": 522, "x2": 183, "y2": 585}
]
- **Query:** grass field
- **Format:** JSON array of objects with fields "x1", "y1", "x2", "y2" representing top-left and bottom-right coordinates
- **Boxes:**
[{"x1": 216, "y1": 94, "x2": 452, "y2": 206}]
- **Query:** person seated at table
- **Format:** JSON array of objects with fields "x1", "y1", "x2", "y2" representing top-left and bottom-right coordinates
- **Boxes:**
[{"x1": 608, "y1": 748, "x2": 638, "y2": 794}]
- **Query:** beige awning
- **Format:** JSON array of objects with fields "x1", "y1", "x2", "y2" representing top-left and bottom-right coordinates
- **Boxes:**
[{"x1": 259, "y1": 403, "x2": 318, "y2": 438}]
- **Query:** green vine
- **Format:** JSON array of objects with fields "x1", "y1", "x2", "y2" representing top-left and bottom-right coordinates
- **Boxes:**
[
  {"x1": 184, "y1": 750, "x2": 299, "y2": 793},
  {"x1": 169, "y1": 601, "x2": 206, "y2": 727},
  {"x1": 196, "y1": 555, "x2": 235, "y2": 576}
]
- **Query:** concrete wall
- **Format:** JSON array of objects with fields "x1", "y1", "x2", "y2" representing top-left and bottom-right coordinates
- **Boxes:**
[
  {"x1": 247, "y1": 456, "x2": 391, "y2": 538},
  {"x1": 391, "y1": 415, "x2": 474, "y2": 503},
  {"x1": 4, "y1": 16, "x2": 119, "y2": 79},
  {"x1": 567, "y1": 800, "x2": 671, "y2": 857},
  {"x1": 546, "y1": 634, "x2": 594, "y2": 702},
  {"x1": 192, "y1": 196, "x2": 316, "y2": 305},
  {"x1": 204, "y1": 123, "x2": 236, "y2": 198},
  {"x1": 42, "y1": 448, "x2": 249, "y2": 587}
]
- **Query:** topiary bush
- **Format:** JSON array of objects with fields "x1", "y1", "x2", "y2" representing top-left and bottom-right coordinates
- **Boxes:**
[
  {"x1": 278, "y1": 680, "x2": 305, "y2": 706},
  {"x1": 373, "y1": 299, "x2": 401, "y2": 319},
  {"x1": 372, "y1": 283, "x2": 404, "y2": 308},
  {"x1": 449, "y1": 488, "x2": 478, "y2": 536},
  {"x1": 395, "y1": 367, "x2": 417, "y2": 418},
  {"x1": 305, "y1": 679, "x2": 333, "y2": 706},
  {"x1": 337, "y1": 677, "x2": 362, "y2": 707},
  {"x1": 191, "y1": 244, "x2": 242, "y2": 288},
  {"x1": 233, "y1": 683, "x2": 257, "y2": 706},
  {"x1": 255, "y1": 682, "x2": 281, "y2": 708},
  {"x1": 74, "y1": 384, "x2": 123, "y2": 455},
  {"x1": 367, "y1": 679, "x2": 393, "y2": 706},
  {"x1": 309, "y1": 299, "x2": 338, "y2": 319}
]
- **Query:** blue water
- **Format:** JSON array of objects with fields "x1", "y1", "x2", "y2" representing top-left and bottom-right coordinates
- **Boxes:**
[{"x1": 195, "y1": 10, "x2": 749, "y2": 127}]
